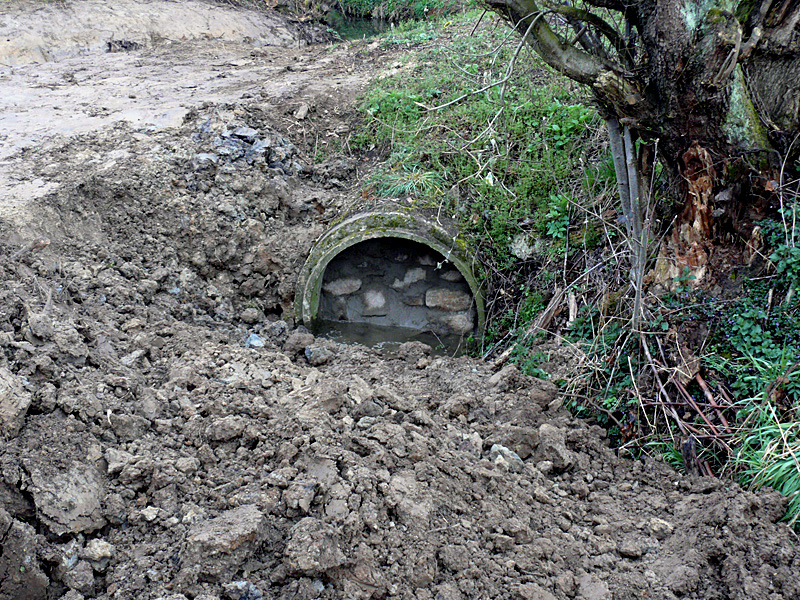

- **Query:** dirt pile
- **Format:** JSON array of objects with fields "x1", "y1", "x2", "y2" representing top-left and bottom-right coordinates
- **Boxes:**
[
  {"x1": 2, "y1": 253, "x2": 799, "y2": 600},
  {"x1": 1, "y1": 2, "x2": 800, "y2": 600}
]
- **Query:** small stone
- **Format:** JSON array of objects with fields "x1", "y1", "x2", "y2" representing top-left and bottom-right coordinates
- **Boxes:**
[
  {"x1": 529, "y1": 381, "x2": 558, "y2": 407},
  {"x1": 109, "y1": 413, "x2": 150, "y2": 442},
  {"x1": 325, "y1": 499, "x2": 349, "y2": 520},
  {"x1": 264, "y1": 320, "x2": 289, "y2": 340},
  {"x1": 27, "y1": 462, "x2": 106, "y2": 535},
  {"x1": 120, "y1": 349, "x2": 146, "y2": 367},
  {"x1": 439, "y1": 544, "x2": 470, "y2": 572},
  {"x1": 284, "y1": 331, "x2": 315, "y2": 354},
  {"x1": 137, "y1": 279, "x2": 159, "y2": 295},
  {"x1": 440, "y1": 269, "x2": 464, "y2": 282},
  {"x1": 223, "y1": 580, "x2": 263, "y2": 600},
  {"x1": 232, "y1": 126, "x2": 259, "y2": 141},
  {"x1": 63, "y1": 559, "x2": 95, "y2": 596},
  {"x1": 408, "y1": 551, "x2": 437, "y2": 587},
  {"x1": 497, "y1": 426, "x2": 539, "y2": 459},
  {"x1": 352, "y1": 399, "x2": 383, "y2": 419},
  {"x1": 489, "y1": 444, "x2": 525, "y2": 472},
  {"x1": 491, "y1": 534, "x2": 515, "y2": 552},
  {"x1": 176, "y1": 457, "x2": 200, "y2": 474},
  {"x1": 618, "y1": 538, "x2": 643, "y2": 559},
  {"x1": 141, "y1": 506, "x2": 160, "y2": 522},
  {"x1": 397, "y1": 341, "x2": 431, "y2": 363},
  {"x1": 535, "y1": 424, "x2": 573, "y2": 472},
  {"x1": 647, "y1": 517, "x2": 674, "y2": 540},
  {"x1": 183, "y1": 505, "x2": 268, "y2": 580},
  {"x1": 391, "y1": 268, "x2": 426, "y2": 289},
  {"x1": 555, "y1": 572, "x2": 575, "y2": 595},
  {"x1": 284, "y1": 482, "x2": 317, "y2": 513},
  {"x1": 571, "y1": 480, "x2": 590, "y2": 499},
  {"x1": 80, "y1": 539, "x2": 115, "y2": 571},
  {"x1": 121, "y1": 318, "x2": 145, "y2": 331},
  {"x1": 206, "y1": 416, "x2": 246, "y2": 442},
  {"x1": 241, "y1": 308, "x2": 263, "y2": 324},
  {"x1": 294, "y1": 103, "x2": 310, "y2": 120},
  {"x1": 193, "y1": 154, "x2": 219, "y2": 170},
  {"x1": 488, "y1": 364, "x2": 519, "y2": 391},
  {"x1": 362, "y1": 289, "x2": 388, "y2": 316},
  {"x1": 323, "y1": 277, "x2": 362, "y2": 296},
  {"x1": 357, "y1": 416, "x2": 376, "y2": 429},
  {"x1": 577, "y1": 573, "x2": 610, "y2": 600},
  {"x1": 440, "y1": 312, "x2": 475, "y2": 335},
  {"x1": 305, "y1": 346, "x2": 334, "y2": 366},
  {"x1": 425, "y1": 288, "x2": 472, "y2": 311},
  {"x1": 311, "y1": 380, "x2": 346, "y2": 413},
  {"x1": 665, "y1": 565, "x2": 700, "y2": 595},
  {"x1": 105, "y1": 447, "x2": 135, "y2": 475},
  {"x1": 515, "y1": 582, "x2": 557, "y2": 600},
  {"x1": 244, "y1": 333, "x2": 265, "y2": 348},
  {"x1": 594, "y1": 523, "x2": 614, "y2": 536}
]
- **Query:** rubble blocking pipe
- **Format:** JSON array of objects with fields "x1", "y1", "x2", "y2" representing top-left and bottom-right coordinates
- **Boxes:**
[{"x1": 295, "y1": 205, "x2": 485, "y2": 334}]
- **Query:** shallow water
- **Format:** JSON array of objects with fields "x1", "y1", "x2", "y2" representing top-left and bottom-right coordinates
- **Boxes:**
[{"x1": 314, "y1": 320, "x2": 469, "y2": 356}]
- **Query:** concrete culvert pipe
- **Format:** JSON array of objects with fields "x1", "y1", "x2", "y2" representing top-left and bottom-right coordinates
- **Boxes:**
[{"x1": 295, "y1": 204, "x2": 485, "y2": 340}]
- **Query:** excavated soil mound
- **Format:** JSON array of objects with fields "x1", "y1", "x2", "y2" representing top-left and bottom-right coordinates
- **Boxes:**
[{"x1": 1, "y1": 3, "x2": 799, "y2": 600}]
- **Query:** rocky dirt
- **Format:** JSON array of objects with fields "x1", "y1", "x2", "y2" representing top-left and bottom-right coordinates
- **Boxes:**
[{"x1": 1, "y1": 2, "x2": 800, "y2": 600}]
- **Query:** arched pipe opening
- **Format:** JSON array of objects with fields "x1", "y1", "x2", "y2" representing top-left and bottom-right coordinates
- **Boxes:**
[{"x1": 295, "y1": 210, "x2": 485, "y2": 343}]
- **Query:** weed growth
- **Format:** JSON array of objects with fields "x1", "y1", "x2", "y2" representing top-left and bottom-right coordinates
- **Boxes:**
[{"x1": 355, "y1": 12, "x2": 606, "y2": 352}]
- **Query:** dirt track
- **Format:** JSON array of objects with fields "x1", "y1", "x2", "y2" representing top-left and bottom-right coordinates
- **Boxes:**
[{"x1": 1, "y1": 2, "x2": 799, "y2": 600}]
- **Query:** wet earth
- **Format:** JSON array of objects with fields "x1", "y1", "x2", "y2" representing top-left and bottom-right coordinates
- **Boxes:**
[{"x1": 1, "y1": 2, "x2": 799, "y2": 600}]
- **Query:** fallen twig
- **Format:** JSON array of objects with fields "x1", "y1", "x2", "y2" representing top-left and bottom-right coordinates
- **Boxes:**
[
  {"x1": 695, "y1": 374, "x2": 731, "y2": 431},
  {"x1": 674, "y1": 380, "x2": 724, "y2": 440},
  {"x1": 641, "y1": 333, "x2": 687, "y2": 437}
]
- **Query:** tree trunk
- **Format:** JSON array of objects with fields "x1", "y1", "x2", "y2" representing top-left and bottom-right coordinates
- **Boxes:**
[{"x1": 484, "y1": 0, "x2": 800, "y2": 289}]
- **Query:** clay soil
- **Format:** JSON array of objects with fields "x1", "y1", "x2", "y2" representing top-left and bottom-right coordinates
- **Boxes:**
[{"x1": 1, "y1": 2, "x2": 799, "y2": 600}]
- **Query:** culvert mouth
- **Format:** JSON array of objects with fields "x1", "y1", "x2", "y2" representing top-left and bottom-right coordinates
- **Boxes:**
[{"x1": 295, "y1": 207, "x2": 484, "y2": 349}]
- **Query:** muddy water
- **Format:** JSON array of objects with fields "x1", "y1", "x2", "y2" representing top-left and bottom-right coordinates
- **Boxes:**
[{"x1": 314, "y1": 319, "x2": 470, "y2": 356}]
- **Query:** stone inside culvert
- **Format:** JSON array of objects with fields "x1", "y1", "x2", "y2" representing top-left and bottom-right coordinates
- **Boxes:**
[{"x1": 319, "y1": 238, "x2": 476, "y2": 336}]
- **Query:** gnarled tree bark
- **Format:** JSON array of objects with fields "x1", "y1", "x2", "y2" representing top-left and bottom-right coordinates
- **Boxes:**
[{"x1": 484, "y1": 0, "x2": 800, "y2": 297}]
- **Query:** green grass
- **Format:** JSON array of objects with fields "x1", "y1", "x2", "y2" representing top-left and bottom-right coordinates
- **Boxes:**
[
  {"x1": 354, "y1": 12, "x2": 602, "y2": 277},
  {"x1": 352, "y1": 12, "x2": 611, "y2": 361},
  {"x1": 339, "y1": 0, "x2": 465, "y2": 21},
  {"x1": 733, "y1": 400, "x2": 800, "y2": 530}
]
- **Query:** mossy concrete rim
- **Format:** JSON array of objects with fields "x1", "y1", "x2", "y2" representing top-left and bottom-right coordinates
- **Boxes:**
[{"x1": 295, "y1": 209, "x2": 485, "y2": 334}]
